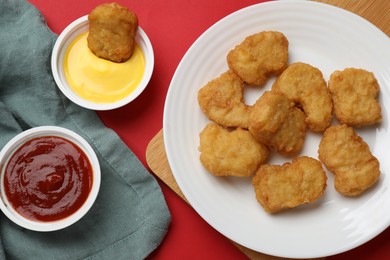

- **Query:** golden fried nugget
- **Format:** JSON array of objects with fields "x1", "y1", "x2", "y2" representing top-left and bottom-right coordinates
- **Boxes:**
[
  {"x1": 87, "y1": 3, "x2": 138, "y2": 63},
  {"x1": 227, "y1": 31, "x2": 288, "y2": 86},
  {"x1": 249, "y1": 91, "x2": 306, "y2": 154},
  {"x1": 270, "y1": 107, "x2": 307, "y2": 154},
  {"x1": 272, "y1": 62, "x2": 332, "y2": 132},
  {"x1": 318, "y1": 124, "x2": 380, "y2": 196},
  {"x1": 252, "y1": 156, "x2": 327, "y2": 213},
  {"x1": 198, "y1": 70, "x2": 251, "y2": 128},
  {"x1": 328, "y1": 68, "x2": 381, "y2": 127},
  {"x1": 199, "y1": 123, "x2": 269, "y2": 177}
]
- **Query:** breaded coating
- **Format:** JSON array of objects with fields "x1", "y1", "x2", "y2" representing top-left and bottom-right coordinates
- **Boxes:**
[
  {"x1": 269, "y1": 107, "x2": 307, "y2": 154},
  {"x1": 252, "y1": 156, "x2": 327, "y2": 213},
  {"x1": 198, "y1": 70, "x2": 251, "y2": 128},
  {"x1": 272, "y1": 62, "x2": 332, "y2": 132},
  {"x1": 199, "y1": 123, "x2": 269, "y2": 177},
  {"x1": 318, "y1": 124, "x2": 380, "y2": 196},
  {"x1": 328, "y1": 68, "x2": 381, "y2": 127},
  {"x1": 87, "y1": 3, "x2": 138, "y2": 63},
  {"x1": 227, "y1": 31, "x2": 288, "y2": 86},
  {"x1": 248, "y1": 91, "x2": 306, "y2": 154}
]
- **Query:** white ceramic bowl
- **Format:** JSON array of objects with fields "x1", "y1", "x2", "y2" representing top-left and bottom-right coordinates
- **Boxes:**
[
  {"x1": 0, "y1": 126, "x2": 101, "y2": 232},
  {"x1": 51, "y1": 15, "x2": 154, "y2": 110}
]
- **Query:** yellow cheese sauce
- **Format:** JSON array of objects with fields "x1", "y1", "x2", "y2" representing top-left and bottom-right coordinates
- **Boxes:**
[{"x1": 64, "y1": 32, "x2": 145, "y2": 103}]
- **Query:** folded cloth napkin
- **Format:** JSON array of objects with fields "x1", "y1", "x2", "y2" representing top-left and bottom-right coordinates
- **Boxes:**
[{"x1": 0, "y1": 0, "x2": 171, "y2": 259}]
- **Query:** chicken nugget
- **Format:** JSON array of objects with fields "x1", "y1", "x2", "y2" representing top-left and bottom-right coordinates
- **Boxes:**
[
  {"x1": 199, "y1": 123, "x2": 269, "y2": 177},
  {"x1": 328, "y1": 68, "x2": 381, "y2": 127},
  {"x1": 227, "y1": 31, "x2": 288, "y2": 86},
  {"x1": 272, "y1": 62, "x2": 332, "y2": 132},
  {"x1": 248, "y1": 91, "x2": 306, "y2": 154},
  {"x1": 198, "y1": 70, "x2": 251, "y2": 128},
  {"x1": 318, "y1": 124, "x2": 380, "y2": 196},
  {"x1": 269, "y1": 107, "x2": 307, "y2": 154},
  {"x1": 252, "y1": 156, "x2": 327, "y2": 213},
  {"x1": 87, "y1": 3, "x2": 138, "y2": 63}
]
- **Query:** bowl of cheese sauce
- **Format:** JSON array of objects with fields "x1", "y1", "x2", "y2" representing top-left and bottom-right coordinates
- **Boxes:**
[
  {"x1": 51, "y1": 15, "x2": 154, "y2": 110},
  {"x1": 0, "y1": 126, "x2": 100, "y2": 232}
]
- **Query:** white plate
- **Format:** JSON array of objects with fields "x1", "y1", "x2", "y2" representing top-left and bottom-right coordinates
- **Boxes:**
[{"x1": 163, "y1": 1, "x2": 390, "y2": 258}]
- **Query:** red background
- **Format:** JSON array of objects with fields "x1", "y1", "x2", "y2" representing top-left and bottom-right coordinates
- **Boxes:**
[{"x1": 27, "y1": 0, "x2": 390, "y2": 259}]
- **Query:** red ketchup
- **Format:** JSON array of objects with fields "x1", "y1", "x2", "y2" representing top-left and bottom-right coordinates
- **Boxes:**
[{"x1": 4, "y1": 136, "x2": 93, "y2": 222}]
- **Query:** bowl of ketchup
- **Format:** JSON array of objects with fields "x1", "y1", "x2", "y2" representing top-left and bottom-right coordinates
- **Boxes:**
[{"x1": 0, "y1": 126, "x2": 100, "y2": 232}]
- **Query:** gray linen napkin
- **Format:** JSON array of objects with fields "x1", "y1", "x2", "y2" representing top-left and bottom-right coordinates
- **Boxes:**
[{"x1": 0, "y1": 0, "x2": 171, "y2": 259}]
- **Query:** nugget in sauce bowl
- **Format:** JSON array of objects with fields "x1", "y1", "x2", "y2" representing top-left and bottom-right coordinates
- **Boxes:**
[{"x1": 87, "y1": 2, "x2": 138, "y2": 63}]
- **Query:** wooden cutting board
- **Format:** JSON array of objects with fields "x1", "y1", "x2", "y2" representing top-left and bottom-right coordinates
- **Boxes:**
[{"x1": 146, "y1": 1, "x2": 390, "y2": 259}]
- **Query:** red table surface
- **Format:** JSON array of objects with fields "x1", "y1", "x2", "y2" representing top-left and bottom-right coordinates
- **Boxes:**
[{"x1": 26, "y1": 0, "x2": 390, "y2": 259}]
